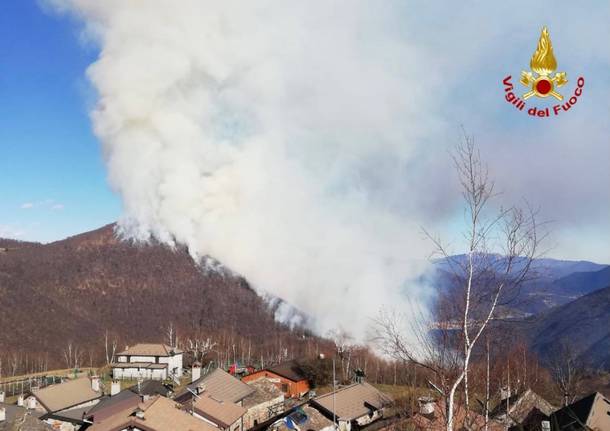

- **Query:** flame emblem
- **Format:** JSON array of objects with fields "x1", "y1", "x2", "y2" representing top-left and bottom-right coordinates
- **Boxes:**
[{"x1": 520, "y1": 27, "x2": 567, "y2": 100}]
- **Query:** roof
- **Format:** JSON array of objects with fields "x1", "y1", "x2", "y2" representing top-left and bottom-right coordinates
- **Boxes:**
[
  {"x1": 193, "y1": 394, "x2": 247, "y2": 427},
  {"x1": 187, "y1": 369, "x2": 255, "y2": 403},
  {"x1": 274, "y1": 406, "x2": 334, "y2": 431},
  {"x1": 409, "y1": 399, "x2": 504, "y2": 431},
  {"x1": 32, "y1": 377, "x2": 102, "y2": 413},
  {"x1": 0, "y1": 403, "x2": 50, "y2": 431},
  {"x1": 46, "y1": 405, "x2": 91, "y2": 423},
  {"x1": 267, "y1": 362, "x2": 308, "y2": 382},
  {"x1": 87, "y1": 395, "x2": 217, "y2": 431},
  {"x1": 85, "y1": 390, "x2": 142, "y2": 423},
  {"x1": 549, "y1": 392, "x2": 610, "y2": 430},
  {"x1": 128, "y1": 380, "x2": 174, "y2": 397},
  {"x1": 311, "y1": 383, "x2": 391, "y2": 421},
  {"x1": 490, "y1": 389, "x2": 555, "y2": 425},
  {"x1": 243, "y1": 378, "x2": 284, "y2": 408},
  {"x1": 117, "y1": 343, "x2": 183, "y2": 356}
]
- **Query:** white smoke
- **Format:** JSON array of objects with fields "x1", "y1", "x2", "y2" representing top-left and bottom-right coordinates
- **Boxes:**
[{"x1": 48, "y1": 0, "x2": 444, "y2": 337}]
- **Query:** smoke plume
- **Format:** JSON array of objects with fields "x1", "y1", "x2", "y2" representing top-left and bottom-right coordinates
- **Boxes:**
[{"x1": 48, "y1": 0, "x2": 445, "y2": 337}]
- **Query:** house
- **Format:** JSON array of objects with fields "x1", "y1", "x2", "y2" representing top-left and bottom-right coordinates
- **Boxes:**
[
  {"x1": 84, "y1": 389, "x2": 142, "y2": 425},
  {"x1": 177, "y1": 368, "x2": 285, "y2": 430},
  {"x1": 176, "y1": 368, "x2": 255, "y2": 405},
  {"x1": 409, "y1": 397, "x2": 504, "y2": 431},
  {"x1": 0, "y1": 402, "x2": 51, "y2": 430},
  {"x1": 229, "y1": 363, "x2": 256, "y2": 377},
  {"x1": 192, "y1": 393, "x2": 247, "y2": 431},
  {"x1": 548, "y1": 392, "x2": 610, "y2": 431},
  {"x1": 490, "y1": 388, "x2": 555, "y2": 427},
  {"x1": 270, "y1": 405, "x2": 335, "y2": 431},
  {"x1": 242, "y1": 362, "x2": 310, "y2": 398},
  {"x1": 310, "y1": 382, "x2": 392, "y2": 431},
  {"x1": 111, "y1": 343, "x2": 184, "y2": 381},
  {"x1": 127, "y1": 380, "x2": 174, "y2": 398},
  {"x1": 242, "y1": 378, "x2": 285, "y2": 429},
  {"x1": 23, "y1": 376, "x2": 103, "y2": 430},
  {"x1": 86, "y1": 395, "x2": 217, "y2": 431}
]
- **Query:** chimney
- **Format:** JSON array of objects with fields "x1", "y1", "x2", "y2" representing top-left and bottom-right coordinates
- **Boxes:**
[
  {"x1": 111, "y1": 380, "x2": 121, "y2": 396},
  {"x1": 500, "y1": 387, "x2": 511, "y2": 400},
  {"x1": 0, "y1": 407, "x2": 5, "y2": 423},
  {"x1": 418, "y1": 397, "x2": 435, "y2": 415},
  {"x1": 191, "y1": 362, "x2": 202, "y2": 383},
  {"x1": 91, "y1": 376, "x2": 101, "y2": 392},
  {"x1": 27, "y1": 396, "x2": 37, "y2": 410},
  {"x1": 17, "y1": 395, "x2": 24, "y2": 407},
  {"x1": 0, "y1": 391, "x2": 5, "y2": 403}
]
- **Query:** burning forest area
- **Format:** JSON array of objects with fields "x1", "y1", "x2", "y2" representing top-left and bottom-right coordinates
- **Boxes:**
[{"x1": 1, "y1": 1, "x2": 609, "y2": 431}]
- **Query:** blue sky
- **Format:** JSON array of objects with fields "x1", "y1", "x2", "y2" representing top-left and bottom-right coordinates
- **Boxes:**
[
  {"x1": 0, "y1": 1, "x2": 119, "y2": 241},
  {"x1": 1, "y1": 1, "x2": 608, "y2": 265}
]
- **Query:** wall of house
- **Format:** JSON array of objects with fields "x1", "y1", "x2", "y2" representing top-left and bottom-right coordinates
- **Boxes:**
[
  {"x1": 241, "y1": 372, "x2": 309, "y2": 398},
  {"x1": 44, "y1": 418, "x2": 76, "y2": 431},
  {"x1": 113, "y1": 367, "x2": 167, "y2": 380},
  {"x1": 242, "y1": 395, "x2": 284, "y2": 429},
  {"x1": 159, "y1": 353, "x2": 183, "y2": 376},
  {"x1": 192, "y1": 410, "x2": 243, "y2": 431},
  {"x1": 354, "y1": 409, "x2": 383, "y2": 427}
]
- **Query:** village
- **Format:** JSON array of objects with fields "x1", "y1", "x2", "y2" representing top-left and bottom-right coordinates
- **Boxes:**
[{"x1": 0, "y1": 341, "x2": 607, "y2": 431}]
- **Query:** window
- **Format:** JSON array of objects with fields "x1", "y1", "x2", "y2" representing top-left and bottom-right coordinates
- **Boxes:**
[{"x1": 281, "y1": 383, "x2": 289, "y2": 393}]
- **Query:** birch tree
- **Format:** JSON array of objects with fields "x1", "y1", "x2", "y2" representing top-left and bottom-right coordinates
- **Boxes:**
[
  {"x1": 104, "y1": 330, "x2": 118, "y2": 365},
  {"x1": 375, "y1": 134, "x2": 542, "y2": 431}
]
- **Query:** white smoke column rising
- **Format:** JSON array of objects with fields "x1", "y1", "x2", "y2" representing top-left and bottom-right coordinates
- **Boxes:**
[{"x1": 49, "y1": 0, "x2": 442, "y2": 337}]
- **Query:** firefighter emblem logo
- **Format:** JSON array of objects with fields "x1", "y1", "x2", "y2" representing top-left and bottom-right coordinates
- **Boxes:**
[{"x1": 520, "y1": 26, "x2": 567, "y2": 100}]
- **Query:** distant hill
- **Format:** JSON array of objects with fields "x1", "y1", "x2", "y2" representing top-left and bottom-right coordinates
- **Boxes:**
[
  {"x1": 433, "y1": 255, "x2": 608, "y2": 315},
  {"x1": 0, "y1": 224, "x2": 312, "y2": 368},
  {"x1": 526, "y1": 285, "x2": 610, "y2": 369},
  {"x1": 552, "y1": 266, "x2": 610, "y2": 297}
]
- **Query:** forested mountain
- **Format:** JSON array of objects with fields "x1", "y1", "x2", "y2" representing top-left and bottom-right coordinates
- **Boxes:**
[
  {"x1": 0, "y1": 224, "x2": 314, "y2": 370},
  {"x1": 526, "y1": 285, "x2": 610, "y2": 368}
]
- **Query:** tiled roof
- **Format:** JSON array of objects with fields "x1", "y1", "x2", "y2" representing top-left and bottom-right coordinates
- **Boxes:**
[
  {"x1": 85, "y1": 390, "x2": 141, "y2": 423},
  {"x1": 87, "y1": 395, "x2": 217, "y2": 431},
  {"x1": 117, "y1": 343, "x2": 183, "y2": 356},
  {"x1": 490, "y1": 389, "x2": 555, "y2": 425},
  {"x1": 32, "y1": 377, "x2": 102, "y2": 413},
  {"x1": 267, "y1": 362, "x2": 307, "y2": 382},
  {"x1": 243, "y1": 378, "x2": 283, "y2": 408},
  {"x1": 410, "y1": 399, "x2": 504, "y2": 431},
  {"x1": 0, "y1": 403, "x2": 50, "y2": 430},
  {"x1": 550, "y1": 392, "x2": 610, "y2": 431},
  {"x1": 312, "y1": 383, "x2": 391, "y2": 421},
  {"x1": 193, "y1": 394, "x2": 247, "y2": 427},
  {"x1": 187, "y1": 369, "x2": 255, "y2": 403}
]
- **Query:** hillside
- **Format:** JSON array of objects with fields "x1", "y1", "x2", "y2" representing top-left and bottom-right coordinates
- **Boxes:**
[
  {"x1": 433, "y1": 255, "x2": 608, "y2": 315},
  {"x1": 552, "y1": 266, "x2": 610, "y2": 297},
  {"x1": 526, "y1": 285, "x2": 610, "y2": 368},
  {"x1": 0, "y1": 224, "x2": 308, "y2": 367}
]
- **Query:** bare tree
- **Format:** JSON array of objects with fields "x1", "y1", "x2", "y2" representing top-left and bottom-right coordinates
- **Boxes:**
[
  {"x1": 165, "y1": 322, "x2": 177, "y2": 348},
  {"x1": 9, "y1": 352, "x2": 20, "y2": 377},
  {"x1": 104, "y1": 330, "x2": 118, "y2": 365},
  {"x1": 63, "y1": 342, "x2": 83, "y2": 369},
  {"x1": 186, "y1": 337, "x2": 217, "y2": 363},
  {"x1": 375, "y1": 134, "x2": 542, "y2": 431},
  {"x1": 549, "y1": 342, "x2": 584, "y2": 406},
  {"x1": 327, "y1": 328, "x2": 355, "y2": 382}
]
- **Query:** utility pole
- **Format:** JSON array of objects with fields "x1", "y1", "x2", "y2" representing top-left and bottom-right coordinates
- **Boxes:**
[{"x1": 333, "y1": 357, "x2": 336, "y2": 429}]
